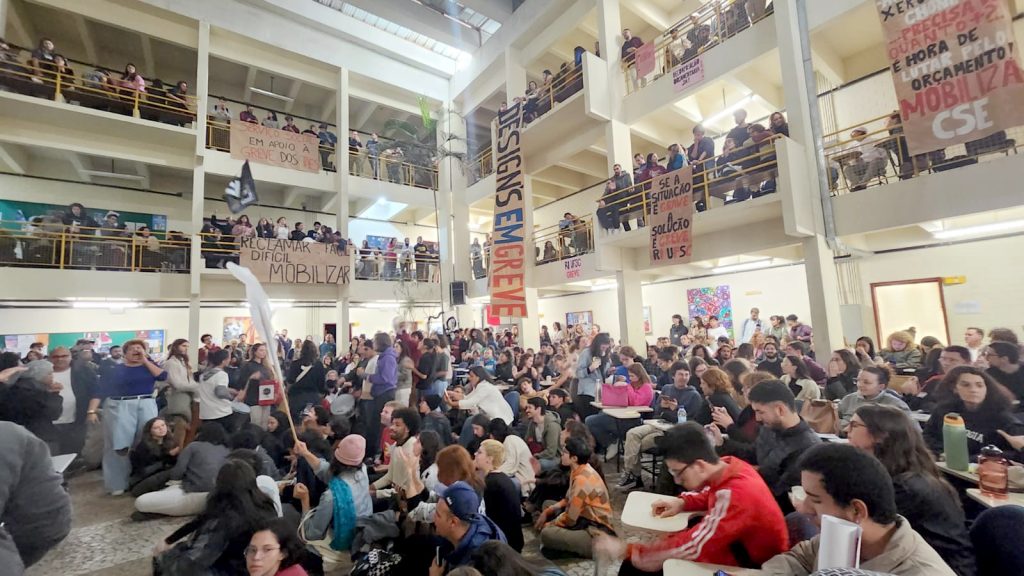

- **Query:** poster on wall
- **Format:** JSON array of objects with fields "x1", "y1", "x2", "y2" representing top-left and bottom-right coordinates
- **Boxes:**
[
  {"x1": 2, "y1": 330, "x2": 165, "y2": 355},
  {"x1": 229, "y1": 121, "x2": 321, "y2": 173},
  {"x1": 223, "y1": 316, "x2": 257, "y2": 344},
  {"x1": 0, "y1": 199, "x2": 167, "y2": 233},
  {"x1": 489, "y1": 99, "x2": 527, "y2": 318},
  {"x1": 366, "y1": 235, "x2": 396, "y2": 250},
  {"x1": 875, "y1": 0, "x2": 1024, "y2": 156},
  {"x1": 643, "y1": 306, "x2": 653, "y2": 335},
  {"x1": 687, "y1": 286, "x2": 733, "y2": 337},
  {"x1": 239, "y1": 237, "x2": 352, "y2": 285},
  {"x1": 566, "y1": 311, "x2": 594, "y2": 331},
  {"x1": 649, "y1": 166, "x2": 694, "y2": 267}
]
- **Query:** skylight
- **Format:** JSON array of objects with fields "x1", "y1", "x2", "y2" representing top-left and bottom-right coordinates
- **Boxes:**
[{"x1": 313, "y1": 0, "x2": 501, "y2": 63}]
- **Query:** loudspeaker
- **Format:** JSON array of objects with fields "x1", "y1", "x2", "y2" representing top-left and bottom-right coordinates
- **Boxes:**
[{"x1": 450, "y1": 281, "x2": 467, "y2": 306}]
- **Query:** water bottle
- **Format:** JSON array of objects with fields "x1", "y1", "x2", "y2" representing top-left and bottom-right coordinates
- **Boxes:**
[
  {"x1": 677, "y1": 404, "x2": 687, "y2": 424},
  {"x1": 978, "y1": 444, "x2": 1009, "y2": 499},
  {"x1": 943, "y1": 413, "x2": 970, "y2": 472}
]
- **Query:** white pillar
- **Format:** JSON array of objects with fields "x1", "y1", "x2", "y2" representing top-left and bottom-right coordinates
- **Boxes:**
[
  {"x1": 189, "y1": 21, "x2": 211, "y2": 365},
  {"x1": 775, "y1": 1, "x2": 844, "y2": 354},
  {"x1": 0, "y1": 0, "x2": 8, "y2": 40},
  {"x1": 615, "y1": 269, "x2": 645, "y2": 349},
  {"x1": 335, "y1": 68, "x2": 350, "y2": 238},
  {"x1": 505, "y1": 48, "x2": 528, "y2": 100}
]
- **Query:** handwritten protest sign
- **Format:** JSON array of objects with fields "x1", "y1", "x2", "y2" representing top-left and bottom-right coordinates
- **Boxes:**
[
  {"x1": 490, "y1": 100, "x2": 527, "y2": 318},
  {"x1": 673, "y1": 55, "x2": 705, "y2": 92},
  {"x1": 636, "y1": 43, "x2": 656, "y2": 77},
  {"x1": 230, "y1": 122, "x2": 322, "y2": 173},
  {"x1": 649, "y1": 166, "x2": 694, "y2": 266},
  {"x1": 564, "y1": 256, "x2": 583, "y2": 280},
  {"x1": 876, "y1": 0, "x2": 1024, "y2": 155},
  {"x1": 239, "y1": 237, "x2": 351, "y2": 284}
]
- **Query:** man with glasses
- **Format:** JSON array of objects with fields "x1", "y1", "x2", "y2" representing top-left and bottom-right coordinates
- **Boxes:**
[
  {"x1": 50, "y1": 346, "x2": 96, "y2": 456},
  {"x1": 594, "y1": 422, "x2": 788, "y2": 574},
  {"x1": 986, "y1": 341, "x2": 1024, "y2": 402}
]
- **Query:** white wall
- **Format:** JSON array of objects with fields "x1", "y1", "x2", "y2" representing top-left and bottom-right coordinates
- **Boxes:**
[{"x1": 854, "y1": 235, "x2": 1024, "y2": 345}]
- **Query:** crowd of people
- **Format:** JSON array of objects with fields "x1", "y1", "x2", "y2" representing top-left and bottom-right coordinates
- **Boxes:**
[
  {"x1": 597, "y1": 108, "x2": 788, "y2": 232},
  {"x1": 3, "y1": 309, "x2": 1024, "y2": 575}
]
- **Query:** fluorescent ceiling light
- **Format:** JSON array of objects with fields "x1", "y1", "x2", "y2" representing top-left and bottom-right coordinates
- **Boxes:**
[
  {"x1": 931, "y1": 220, "x2": 1024, "y2": 239},
  {"x1": 363, "y1": 303, "x2": 400, "y2": 309},
  {"x1": 590, "y1": 281, "x2": 618, "y2": 292},
  {"x1": 701, "y1": 94, "x2": 754, "y2": 127},
  {"x1": 357, "y1": 198, "x2": 408, "y2": 221},
  {"x1": 711, "y1": 259, "x2": 773, "y2": 274},
  {"x1": 248, "y1": 76, "x2": 292, "y2": 102},
  {"x1": 71, "y1": 300, "x2": 140, "y2": 309}
]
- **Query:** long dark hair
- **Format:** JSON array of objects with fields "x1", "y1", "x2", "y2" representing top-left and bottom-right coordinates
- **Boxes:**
[
  {"x1": 470, "y1": 540, "x2": 561, "y2": 576},
  {"x1": 251, "y1": 517, "x2": 306, "y2": 569},
  {"x1": 168, "y1": 338, "x2": 191, "y2": 372},
  {"x1": 784, "y1": 355, "x2": 810, "y2": 380},
  {"x1": 855, "y1": 404, "x2": 958, "y2": 500},
  {"x1": 140, "y1": 417, "x2": 177, "y2": 454},
  {"x1": 418, "y1": 429, "x2": 442, "y2": 472},
  {"x1": 589, "y1": 332, "x2": 610, "y2": 360},
  {"x1": 940, "y1": 365, "x2": 1014, "y2": 414},
  {"x1": 298, "y1": 339, "x2": 318, "y2": 365},
  {"x1": 856, "y1": 336, "x2": 878, "y2": 358},
  {"x1": 833, "y1": 349, "x2": 861, "y2": 379},
  {"x1": 200, "y1": 459, "x2": 276, "y2": 529}
]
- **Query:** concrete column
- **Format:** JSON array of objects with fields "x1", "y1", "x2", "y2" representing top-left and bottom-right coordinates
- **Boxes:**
[
  {"x1": 615, "y1": 269, "x2": 646, "y2": 349},
  {"x1": 604, "y1": 119, "x2": 634, "y2": 175},
  {"x1": 775, "y1": 0, "x2": 844, "y2": 354},
  {"x1": 189, "y1": 21, "x2": 211, "y2": 365},
  {"x1": 504, "y1": 48, "x2": 528, "y2": 100},
  {"x1": 335, "y1": 67, "x2": 350, "y2": 238},
  {"x1": 0, "y1": 0, "x2": 8, "y2": 40},
  {"x1": 437, "y1": 106, "x2": 471, "y2": 289},
  {"x1": 595, "y1": 0, "x2": 622, "y2": 74},
  {"x1": 336, "y1": 298, "x2": 350, "y2": 342}
]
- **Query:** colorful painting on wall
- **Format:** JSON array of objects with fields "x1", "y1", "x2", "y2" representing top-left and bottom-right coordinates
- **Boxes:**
[
  {"x1": 222, "y1": 316, "x2": 257, "y2": 344},
  {"x1": 2, "y1": 330, "x2": 165, "y2": 355},
  {"x1": 687, "y1": 285, "x2": 733, "y2": 337},
  {"x1": 566, "y1": 311, "x2": 594, "y2": 331}
]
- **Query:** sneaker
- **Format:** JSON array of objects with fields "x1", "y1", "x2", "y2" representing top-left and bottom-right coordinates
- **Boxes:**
[
  {"x1": 605, "y1": 443, "x2": 619, "y2": 461},
  {"x1": 617, "y1": 472, "x2": 638, "y2": 488},
  {"x1": 618, "y1": 474, "x2": 644, "y2": 491}
]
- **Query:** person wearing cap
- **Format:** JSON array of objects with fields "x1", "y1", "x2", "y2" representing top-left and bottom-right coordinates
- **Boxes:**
[
  {"x1": 432, "y1": 481, "x2": 507, "y2": 575},
  {"x1": 835, "y1": 126, "x2": 887, "y2": 191},
  {"x1": 294, "y1": 434, "x2": 372, "y2": 564},
  {"x1": 0, "y1": 359, "x2": 63, "y2": 451}
]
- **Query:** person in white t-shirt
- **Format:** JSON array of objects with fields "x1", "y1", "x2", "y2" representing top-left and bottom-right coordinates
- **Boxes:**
[
  {"x1": 447, "y1": 366, "x2": 515, "y2": 447},
  {"x1": 197, "y1": 349, "x2": 239, "y2": 432},
  {"x1": 706, "y1": 316, "x2": 730, "y2": 354}
]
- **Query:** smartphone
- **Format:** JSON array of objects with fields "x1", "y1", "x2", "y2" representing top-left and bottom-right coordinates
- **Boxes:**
[{"x1": 434, "y1": 546, "x2": 441, "y2": 566}]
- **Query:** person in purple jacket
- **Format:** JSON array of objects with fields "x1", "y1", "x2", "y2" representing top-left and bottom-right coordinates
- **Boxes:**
[
  {"x1": 85, "y1": 338, "x2": 167, "y2": 495},
  {"x1": 366, "y1": 332, "x2": 398, "y2": 460}
]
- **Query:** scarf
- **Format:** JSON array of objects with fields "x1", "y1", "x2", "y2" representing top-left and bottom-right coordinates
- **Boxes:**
[{"x1": 329, "y1": 475, "x2": 356, "y2": 551}]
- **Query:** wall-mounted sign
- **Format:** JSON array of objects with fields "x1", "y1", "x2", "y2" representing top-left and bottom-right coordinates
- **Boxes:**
[{"x1": 564, "y1": 256, "x2": 583, "y2": 280}]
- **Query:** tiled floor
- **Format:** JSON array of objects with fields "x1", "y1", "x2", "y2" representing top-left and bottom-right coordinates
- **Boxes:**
[{"x1": 29, "y1": 463, "x2": 652, "y2": 576}]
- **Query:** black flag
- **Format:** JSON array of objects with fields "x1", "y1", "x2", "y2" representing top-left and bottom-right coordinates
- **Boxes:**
[{"x1": 224, "y1": 160, "x2": 257, "y2": 214}]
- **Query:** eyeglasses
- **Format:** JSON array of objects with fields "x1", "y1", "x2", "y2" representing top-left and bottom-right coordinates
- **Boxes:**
[
  {"x1": 847, "y1": 420, "x2": 866, "y2": 431},
  {"x1": 668, "y1": 462, "x2": 691, "y2": 479},
  {"x1": 243, "y1": 546, "x2": 280, "y2": 558}
]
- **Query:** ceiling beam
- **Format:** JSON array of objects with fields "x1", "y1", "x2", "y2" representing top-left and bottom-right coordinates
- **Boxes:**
[
  {"x1": 458, "y1": 0, "x2": 513, "y2": 23},
  {"x1": 64, "y1": 152, "x2": 93, "y2": 184},
  {"x1": 557, "y1": 152, "x2": 607, "y2": 178},
  {"x1": 342, "y1": 0, "x2": 482, "y2": 53},
  {"x1": 320, "y1": 92, "x2": 337, "y2": 123},
  {"x1": 0, "y1": 143, "x2": 29, "y2": 174},
  {"x1": 71, "y1": 14, "x2": 98, "y2": 64},
  {"x1": 811, "y1": 40, "x2": 847, "y2": 86},
  {"x1": 242, "y1": 66, "x2": 259, "y2": 102},
  {"x1": 623, "y1": 0, "x2": 672, "y2": 31},
  {"x1": 135, "y1": 162, "x2": 151, "y2": 189},
  {"x1": 282, "y1": 79, "x2": 305, "y2": 113},
  {"x1": 727, "y1": 73, "x2": 784, "y2": 111},
  {"x1": 348, "y1": 87, "x2": 421, "y2": 116},
  {"x1": 6, "y1": 0, "x2": 35, "y2": 49},
  {"x1": 283, "y1": 186, "x2": 308, "y2": 207},
  {"x1": 351, "y1": 102, "x2": 379, "y2": 133}
]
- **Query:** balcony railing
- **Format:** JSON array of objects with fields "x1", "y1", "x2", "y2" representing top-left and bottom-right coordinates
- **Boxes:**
[
  {"x1": 535, "y1": 216, "x2": 595, "y2": 265},
  {"x1": 470, "y1": 244, "x2": 490, "y2": 280},
  {"x1": 0, "y1": 220, "x2": 190, "y2": 272},
  {"x1": 621, "y1": 0, "x2": 773, "y2": 95},
  {"x1": 0, "y1": 45, "x2": 198, "y2": 125},
  {"x1": 468, "y1": 147, "x2": 494, "y2": 185},
  {"x1": 525, "y1": 63, "x2": 585, "y2": 122},
  {"x1": 823, "y1": 115, "x2": 1022, "y2": 195},
  {"x1": 596, "y1": 134, "x2": 783, "y2": 234}
]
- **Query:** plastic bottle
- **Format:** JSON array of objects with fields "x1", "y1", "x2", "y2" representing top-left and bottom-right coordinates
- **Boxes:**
[
  {"x1": 677, "y1": 404, "x2": 687, "y2": 424},
  {"x1": 942, "y1": 413, "x2": 970, "y2": 472},
  {"x1": 978, "y1": 444, "x2": 1009, "y2": 499}
]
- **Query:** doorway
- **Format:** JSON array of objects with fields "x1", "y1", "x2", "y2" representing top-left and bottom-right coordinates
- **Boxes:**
[{"x1": 870, "y1": 278, "x2": 950, "y2": 345}]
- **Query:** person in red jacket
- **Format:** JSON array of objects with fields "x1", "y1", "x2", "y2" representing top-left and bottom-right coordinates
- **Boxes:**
[{"x1": 595, "y1": 422, "x2": 788, "y2": 574}]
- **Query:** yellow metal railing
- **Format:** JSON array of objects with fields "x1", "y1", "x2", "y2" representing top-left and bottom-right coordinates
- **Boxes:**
[
  {"x1": 470, "y1": 244, "x2": 490, "y2": 279},
  {"x1": 621, "y1": 0, "x2": 773, "y2": 94},
  {"x1": 595, "y1": 134, "x2": 783, "y2": 231},
  {"x1": 0, "y1": 45, "x2": 198, "y2": 122},
  {"x1": 534, "y1": 216, "x2": 595, "y2": 265},
  {"x1": 0, "y1": 220, "x2": 190, "y2": 272},
  {"x1": 469, "y1": 147, "x2": 494, "y2": 185},
  {"x1": 823, "y1": 115, "x2": 1022, "y2": 195}
]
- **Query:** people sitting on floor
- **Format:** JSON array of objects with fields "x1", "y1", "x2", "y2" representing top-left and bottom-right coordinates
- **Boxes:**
[
  {"x1": 594, "y1": 423, "x2": 789, "y2": 573},
  {"x1": 762, "y1": 444, "x2": 956, "y2": 575},
  {"x1": 524, "y1": 397, "x2": 562, "y2": 472},
  {"x1": 536, "y1": 436, "x2": 615, "y2": 560},
  {"x1": 489, "y1": 418, "x2": 535, "y2": 496},
  {"x1": 153, "y1": 459, "x2": 278, "y2": 575},
  {"x1": 474, "y1": 439, "x2": 524, "y2": 552},
  {"x1": 128, "y1": 416, "x2": 180, "y2": 497},
  {"x1": 432, "y1": 481, "x2": 507, "y2": 572},
  {"x1": 134, "y1": 421, "x2": 231, "y2": 518},
  {"x1": 245, "y1": 517, "x2": 310, "y2": 576}
]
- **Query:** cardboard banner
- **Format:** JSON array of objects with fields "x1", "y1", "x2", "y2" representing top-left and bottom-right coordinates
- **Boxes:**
[
  {"x1": 636, "y1": 43, "x2": 656, "y2": 77},
  {"x1": 239, "y1": 237, "x2": 352, "y2": 285},
  {"x1": 673, "y1": 55, "x2": 705, "y2": 92},
  {"x1": 649, "y1": 166, "x2": 694, "y2": 266},
  {"x1": 489, "y1": 100, "x2": 527, "y2": 318},
  {"x1": 564, "y1": 256, "x2": 583, "y2": 280},
  {"x1": 230, "y1": 121, "x2": 322, "y2": 173},
  {"x1": 876, "y1": 0, "x2": 1024, "y2": 155}
]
